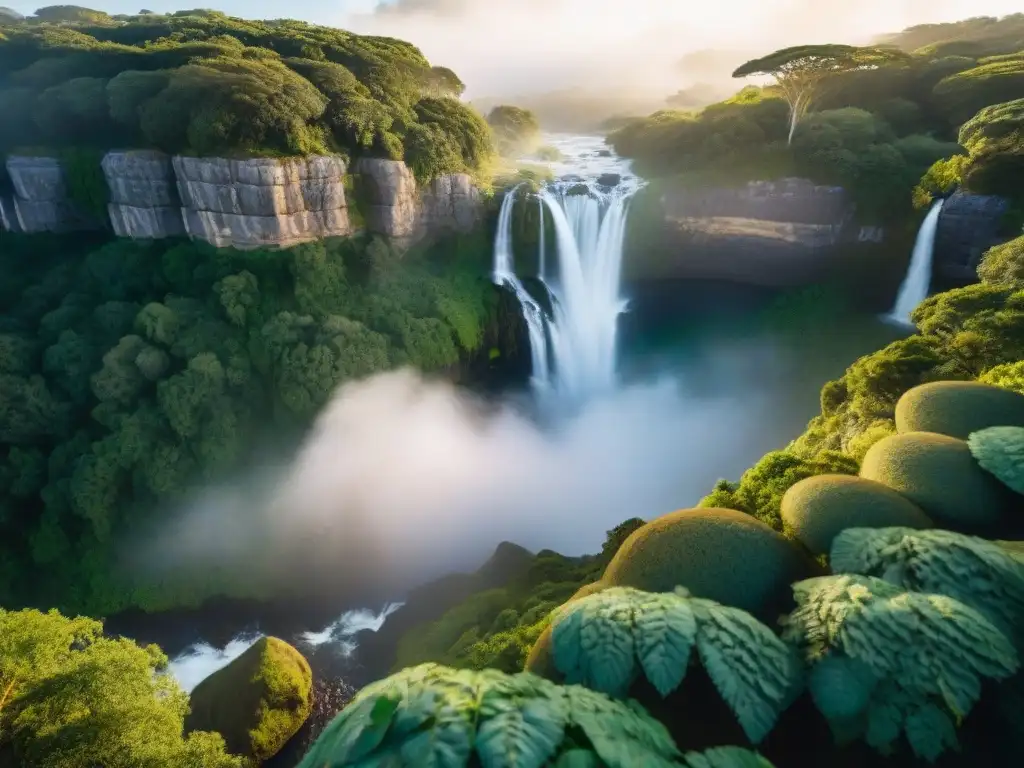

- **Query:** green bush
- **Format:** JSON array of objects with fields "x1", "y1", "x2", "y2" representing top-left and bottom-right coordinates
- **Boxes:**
[
  {"x1": 185, "y1": 636, "x2": 312, "y2": 763},
  {"x1": 296, "y1": 664, "x2": 684, "y2": 767},
  {"x1": 486, "y1": 104, "x2": 540, "y2": 156},
  {"x1": 545, "y1": 586, "x2": 801, "y2": 743},
  {"x1": 980, "y1": 361, "x2": 1024, "y2": 394},
  {"x1": 894, "y1": 380, "x2": 1024, "y2": 439},
  {"x1": 860, "y1": 431, "x2": 1009, "y2": 529},
  {"x1": 780, "y1": 474, "x2": 933, "y2": 555},
  {"x1": 979, "y1": 235, "x2": 1024, "y2": 291},
  {"x1": 782, "y1": 574, "x2": 1019, "y2": 762},
  {"x1": 0, "y1": 607, "x2": 241, "y2": 767},
  {"x1": 601, "y1": 508, "x2": 816, "y2": 619},
  {"x1": 969, "y1": 425, "x2": 1024, "y2": 496}
]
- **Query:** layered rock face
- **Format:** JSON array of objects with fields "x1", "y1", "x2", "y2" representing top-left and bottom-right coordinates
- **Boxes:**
[
  {"x1": 933, "y1": 191, "x2": 1011, "y2": 282},
  {"x1": 173, "y1": 155, "x2": 353, "y2": 249},
  {"x1": 103, "y1": 151, "x2": 186, "y2": 239},
  {"x1": 2, "y1": 152, "x2": 484, "y2": 248},
  {"x1": 626, "y1": 178, "x2": 860, "y2": 286},
  {"x1": 4, "y1": 156, "x2": 99, "y2": 233},
  {"x1": 356, "y1": 158, "x2": 481, "y2": 241}
]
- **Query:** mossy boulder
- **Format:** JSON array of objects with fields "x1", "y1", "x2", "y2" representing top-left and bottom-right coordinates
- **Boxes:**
[
  {"x1": 860, "y1": 432, "x2": 1009, "y2": 529},
  {"x1": 599, "y1": 507, "x2": 816, "y2": 618},
  {"x1": 185, "y1": 637, "x2": 313, "y2": 763},
  {"x1": 780, "y1": 474, "x2": 934, "y2": 555},
  {"x1": 894, "y1": 381, "x2": 1024, "y2": 439}
]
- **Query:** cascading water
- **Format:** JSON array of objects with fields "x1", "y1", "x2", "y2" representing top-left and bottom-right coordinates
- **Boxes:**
[
  {"x1": 493, "y1": 135, "x2": 641, "y2": 401},
  {"x1": 887, "y1": 199, "x2": 945, "y2": 325}
]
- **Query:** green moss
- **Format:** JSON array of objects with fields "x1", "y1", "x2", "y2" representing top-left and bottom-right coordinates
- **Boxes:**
[
  {"x1": 185, "y1": 636, "x2": 313, "y2": 764},
  {"x1": 860, "y1": 432, "x2": 1010, "y2": 530},
  {"x1": 780, "y1": 474, "x2": 933, "y2": 556},
  {"x1": 58, "y1": 148, "x2": 109, "y2": 223},
  {"x1": 600, "y1": 507, "x2": 817, "y2": 619},
  {"x1": 895, "y1": 381, "x2": 1024, "y2": 439}
]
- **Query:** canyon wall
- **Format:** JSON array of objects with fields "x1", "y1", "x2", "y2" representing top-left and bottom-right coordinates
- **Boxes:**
[
  {"x1": 933, "y1": 191, "x2": 1011, "y2": 282},
  {"x1": 1, "y1": 152, "x2": 483, "y2": 248}
]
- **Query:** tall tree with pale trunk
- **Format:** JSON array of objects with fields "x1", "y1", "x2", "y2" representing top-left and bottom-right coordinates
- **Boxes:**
[{"x1": 733, "y1": 44, "x2": 910, "y2": 145}]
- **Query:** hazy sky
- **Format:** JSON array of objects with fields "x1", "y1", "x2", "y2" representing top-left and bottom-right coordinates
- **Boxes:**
[{"x1": 6, "y1": 1, "x2": 1023, "y2": 96}]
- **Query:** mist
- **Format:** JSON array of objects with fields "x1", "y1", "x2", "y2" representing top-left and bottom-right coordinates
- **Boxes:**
[
  {"x1": 136, "y1": 324, "x2": 868, "y2": 601},
  {"x1": 338, "y1": 0, "x2": 1023, "y2": 102}
]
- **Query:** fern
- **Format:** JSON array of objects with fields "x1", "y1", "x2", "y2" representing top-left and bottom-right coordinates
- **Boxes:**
[
  {"x1": 830, "y1": 527, "x2": 1024, "y2": 645},
  {"x1": 782, "y1": 574, "x2": 1020, "y2": 762},
  {"x1": 968, "y1": 426, "x2": 1024, "y2": 496},
  {"x1": 550, "y1": 587, "x2": 801, "y2": 744},
  {"x1": 296, "y1": 664, "x2": 681, "y2": 768}
]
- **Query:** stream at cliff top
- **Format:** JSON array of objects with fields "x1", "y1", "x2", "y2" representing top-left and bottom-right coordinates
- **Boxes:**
[{"x1": 117, "y1": 134, "x2": 908, "y2": 698}]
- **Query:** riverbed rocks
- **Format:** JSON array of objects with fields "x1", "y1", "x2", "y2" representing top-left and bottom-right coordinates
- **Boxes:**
[{"x1": 185, "y1": 636, "x2": 313, "y2": 763}]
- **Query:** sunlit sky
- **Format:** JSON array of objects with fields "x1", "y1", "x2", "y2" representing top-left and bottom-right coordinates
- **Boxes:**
[{"x1": 5, "y1": 1, "x2": 1023, "y2": 97}]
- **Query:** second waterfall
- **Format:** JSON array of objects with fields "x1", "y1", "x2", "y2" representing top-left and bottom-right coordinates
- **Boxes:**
[{"x1": 493, "y1": 138, "x2": 642, "y2": 403}]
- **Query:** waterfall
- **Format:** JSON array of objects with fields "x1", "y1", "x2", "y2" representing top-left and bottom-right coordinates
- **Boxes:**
[
  {"x1": 492, "y1": 186, "x2": 551, "y2": 390},
  {"x1": 888, "y1": 199, "x2": 945, "y2": 325}
]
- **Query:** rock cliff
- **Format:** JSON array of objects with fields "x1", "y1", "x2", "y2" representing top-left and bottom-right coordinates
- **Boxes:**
[
  {"x1": 625, "y1": 178, "x2": 863, "y2": 287},
  {"x1": 4, "y1": 156, "x2": 99, "y2": 233},
  {"x1": 933, "y1": 191, "x2": 1011, "y2": 282},
  {"x1": 103, "y1": 150, "x2": 186, "y2": 239},
  {"x1": 2, "y1": 152, "x2": 484, "y2": 249}
]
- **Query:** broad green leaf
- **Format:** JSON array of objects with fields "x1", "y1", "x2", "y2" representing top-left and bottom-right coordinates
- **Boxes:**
[
  {"x1": 904, "y1": 703, "x2": 959, "y2": 763},
  {"x1": 684, "y1": 746, "x2": 777, "y2": 768},
  {"x1": 551, "y1": 749, "x2": 601, "y2": 768},
  {"x1": 476, "y1": 698, "x2": 564, "y2": 768},
  {"x1": 807, "y1": 655, "x2": 876, "y2": 721},
  {"x1": 634, "y1": 591, "x2": 696, "y2": 697}
]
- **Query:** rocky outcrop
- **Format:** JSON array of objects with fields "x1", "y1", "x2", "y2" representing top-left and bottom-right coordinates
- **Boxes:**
[
  {"x1": 356, "y1": 158, "x2": 482, "y2": 241},
  {"x1": 173, "y1": 155, "x2": 353, "y2": 249},
  {"x1": 4, "y1": 156, "x2": 99, "y2": 233},
  {"x1": 934, "y1": 191, "x2": 1011, "y2": 281},
  {"x1": 0, "y1": 196, "x2": 21, "y2": 233},
  {"x1": 102, "y1": 150, "x2": 186, "y2": 239},
  {"x1": 625, "y1": 177, "x2": 860, "y2": 286}
]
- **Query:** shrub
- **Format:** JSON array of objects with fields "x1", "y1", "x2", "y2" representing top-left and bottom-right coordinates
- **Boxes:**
[
  {"x1": 860, "y1": 432, "x2": 1009, "y2": 529},
  {"x1": 969, "y1": 425, "x2": 1024, "y2": 496},
  {"x1": 980, "y1": 361, "x2": 1024, "y2": 394},
  {"x1": 546, "y1": 586, "x2": 801, "y2": 743},
  {"x1": 295, "y1": 663, "x2": 682, "y2": 767},
  {"x1": 185, "y1": 636, "x2": 313, "y2": 763},
  {"x1": 978, "y1": 235, "x2": 1024, "y2": 291},
  {"x1": 600, "y1": 508, "x2": 816, "y2": 619},
  {"x1": 780, "y1": 474, "x2": 933, "y2": 555},
  {"x1": 830, "y1": 527, "x2": 1024, "y2": 643},
  {"x1": 894, "y1": 381, "x2": 1024, "y2": 439},
  {"x1": 781, "y1": 574, "x2": 1019, "y2": 762}
]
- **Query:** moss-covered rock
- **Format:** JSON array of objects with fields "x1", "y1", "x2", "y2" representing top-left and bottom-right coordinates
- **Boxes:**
[
  {"x1": 185, "y1": 637, "x2": 313, "y2": 764},
  {"x1": 894, "y1": 381, "x2": 1024, "y2": 439},
  {"x1": 860, "y1": 432, "x2": 1009, "y2": 529},
  {"x1": 599, "y1": 508, "x2": 816, "y2": 618},
  {"x1": 780, "y1": 474, "x2": 934, "y2": 555}
]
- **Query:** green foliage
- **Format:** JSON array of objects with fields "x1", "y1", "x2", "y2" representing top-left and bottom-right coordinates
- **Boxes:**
[
  {"x1": 0, "y1": 607, "x2": 241, "y2": 767},
  {"x1": 681, "y1": 748, "x2": 775, "y2": 768},
  {"x1": 979, "y1": 235, "x2": 1024, "y2": 290},
  {"x1": 487, "y1": 105, "x2": 541, "y2": 157},
  {"x1": 296, "y1": 663, "x2": 682, "y2": 768},
  {"x1": 980, "y1": 360, "x2": 1024, "y2": 394},
  {"x1": 894, "y1": 380, "x2": 1024, "y2": 439},
  {"x1": 780, "y1": 475, "x2": 932, "y2": 556},
  {"x1": 933, "y1": 54, "x2": 1024, "y2": 125},
  {"x1": 601, "y1": 508, "x2": 814, "y2": 619},
  {"x1": 0, "y1": 231, "x2": 497, "y2": 614},
  {"x1": 956, "y1": 98, "x2": 1024, "y2": 200},
  {"x1": 550, "y1": 587, "x2": 801, "y2": 744},
  {"x1": 186, "y1": 636, "x2": 312, "y2": 762},
  {"x1": 781, "y1": 574, "x2": 1019, "y2": 761},
  {"x1": 968, "y1": 425, "x2": 1024, "y2": 496},
  {"x1": 0, "y1": 11, "x2": 490, "y2": 180},
  {"x1": 860, "y1": 431, "x2": 1009, "y2": 529},
  {"x1": 830, "y1": 527, "x2": 1024, "y2": 644},
  {"x1": 699, "y1": 450, "x2": 859, "y2": 530}
]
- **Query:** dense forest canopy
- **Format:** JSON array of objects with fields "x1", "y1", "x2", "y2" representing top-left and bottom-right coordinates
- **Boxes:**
[
  {"x1": 0, "y1": 7, "x2": 494, "y2": 180},
  {"x1": 610, "y1": 13, "x2": 1024, "y2": 222}
]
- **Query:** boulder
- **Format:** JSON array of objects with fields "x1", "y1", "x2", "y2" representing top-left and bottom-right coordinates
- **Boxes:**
[
  {"x1": 600, "y1": 507, "x2": 816, "y2": 619},
  {"x1": 781, "y1": 474, "x2": 933, "y2": 556},
  {"x1": 895, "y1": 381, "x2": 1024, "y2": 440},
  {"x1": 185, "y1": 636, "x2": 313, "y2": 763},
  {"x1": 597, "y1": 173, "x2": 621, "y2": 188}
]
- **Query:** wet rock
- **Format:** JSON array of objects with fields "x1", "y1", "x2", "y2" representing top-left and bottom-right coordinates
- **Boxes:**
[
  {"x1": 597, "y1": 173, "x2": 621, "y2": 188},
  {"x1": 264, "y1": 678, "x2": 357, "y2": 767}
]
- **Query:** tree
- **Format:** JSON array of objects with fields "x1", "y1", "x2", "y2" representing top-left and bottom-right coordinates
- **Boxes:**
[
  {"x1": 732, "y1": 44, "x2": 910, "y2": 144},
  {"x1": 486, "y1": 104, "x2": 541, "y2": 156}
]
